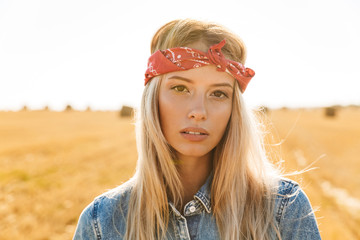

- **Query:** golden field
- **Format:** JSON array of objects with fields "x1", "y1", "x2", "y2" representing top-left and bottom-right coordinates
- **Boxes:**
[{"x1": 0, "y1": 108, "x2": 359, "y2": 239}]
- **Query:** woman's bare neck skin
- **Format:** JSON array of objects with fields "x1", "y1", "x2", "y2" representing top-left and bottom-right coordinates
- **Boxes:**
[{"x1": 176, "y1": 152, "x2": 213, "y2": 211}]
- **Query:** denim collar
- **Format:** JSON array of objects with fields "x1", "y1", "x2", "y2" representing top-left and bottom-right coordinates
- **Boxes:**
[
  {"x1": 169, "y1": 173, "x2": 213, "y2": 215},
  {"x1": 194, "y1": 173, "x2": 212, "y2": 213}
]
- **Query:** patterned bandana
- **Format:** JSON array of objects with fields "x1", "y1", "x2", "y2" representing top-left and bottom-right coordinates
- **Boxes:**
[{"x1": 144, "y1": 39, "x2": 255, "y2": 92}]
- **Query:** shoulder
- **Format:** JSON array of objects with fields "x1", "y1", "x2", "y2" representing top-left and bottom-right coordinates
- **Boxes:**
[
  {"x1": 277, "y1": 178, "x2": 300, "y2": 195},
  {"x1": 275, "y1": 178, "x2": 312, "y2": 220},
  {"x1": 274, "y1": 178, "x2": 321, "y2": 239},
  {"x1": 96, "y1": 180, "x2": 134, "y2": 208},
  {"x1": 73, "y1": 180, "x2": 134, "y2": 240}
]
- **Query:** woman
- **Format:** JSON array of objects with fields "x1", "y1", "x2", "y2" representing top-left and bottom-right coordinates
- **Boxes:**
[{"x1": 74, "y1": 19, "x2": 321, "y2": 239}]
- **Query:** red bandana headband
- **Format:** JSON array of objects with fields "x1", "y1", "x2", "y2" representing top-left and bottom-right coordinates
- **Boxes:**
[{"x1": 144, "y1": 39, "x2": 255, "y2": 92}]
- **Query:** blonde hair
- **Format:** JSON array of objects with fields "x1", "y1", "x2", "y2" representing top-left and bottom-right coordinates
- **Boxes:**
[{"x1": 126, "y1": 19, "x2": 281, "y2": 239}]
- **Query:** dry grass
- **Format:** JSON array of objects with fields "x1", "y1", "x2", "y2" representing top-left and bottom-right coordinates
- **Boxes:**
[
  {"x1": 0, "y1": 111, "x2": 137, "y2": 240},
  {"x1": 0, "y1": 108, "x2": 359, "y2": 239},
  {"x1": 263, "y1": 107, "x2": 360, "y2": 239}
]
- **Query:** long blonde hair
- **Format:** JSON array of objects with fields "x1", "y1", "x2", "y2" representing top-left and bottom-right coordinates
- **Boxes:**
[{"x1": 126, "y1": 19, "x2": 280, "y2": 240}]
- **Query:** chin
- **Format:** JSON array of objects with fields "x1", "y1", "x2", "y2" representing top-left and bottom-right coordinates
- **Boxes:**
[{"x1": 176, "y1": 146, "x2": 213, "y2": 158}]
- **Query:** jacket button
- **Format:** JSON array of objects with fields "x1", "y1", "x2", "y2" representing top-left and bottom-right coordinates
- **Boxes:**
[{"x1": 189, "y1": 206, "x2": 196, "y2": 213}]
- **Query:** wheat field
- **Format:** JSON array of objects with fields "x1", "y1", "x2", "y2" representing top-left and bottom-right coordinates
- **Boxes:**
[{"x1": 0, "y1": 108, "x2": 359, "y2": 239}]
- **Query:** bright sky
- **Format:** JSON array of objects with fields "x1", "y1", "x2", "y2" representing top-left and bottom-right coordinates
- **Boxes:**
[{"x1": 0, "y1": 0, "x2": 359, "y2": 111}]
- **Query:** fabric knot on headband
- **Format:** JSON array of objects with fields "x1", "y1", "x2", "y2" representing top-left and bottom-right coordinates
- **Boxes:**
[
  {"x1": 208, "y1": 39, "x2": 228, "y2": 71},
  {"x1": 144, "y1": 39, "x2": 255, "y2": 92}
]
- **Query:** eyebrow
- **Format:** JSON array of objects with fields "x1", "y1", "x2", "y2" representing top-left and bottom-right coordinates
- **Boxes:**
[
  {"x1": 168, "y1": 75, "x2": 233, "y2": 89},
  {"x1": 168, "y1": 76, "x2": 193, "y2": 83}
]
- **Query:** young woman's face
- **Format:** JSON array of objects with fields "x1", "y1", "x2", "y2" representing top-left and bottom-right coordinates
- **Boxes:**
[{"x1": 159, "y1": 65, "x2": 234, "y2": 160}]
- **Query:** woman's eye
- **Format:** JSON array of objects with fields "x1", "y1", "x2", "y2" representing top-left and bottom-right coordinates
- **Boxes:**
[
  {"x1": 212, "y1": 91, "x2": 228, "y2": 98},
  {"x1": 172, "y1": 85, "x2": 189, "y2": 92}
]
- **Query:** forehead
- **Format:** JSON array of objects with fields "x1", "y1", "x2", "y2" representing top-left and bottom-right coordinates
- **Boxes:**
[{"x1": 164, "y1": 65, "x2": 235, "y2": 86}]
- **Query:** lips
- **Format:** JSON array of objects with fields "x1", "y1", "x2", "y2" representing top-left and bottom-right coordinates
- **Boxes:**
[
  {"x1": 180, "y1": 127, "x2": 209, "y2": 135},
  {"x1": 180, "y1": 127, "x2": 209, "y2": 141},
  {"x1": 183, "y1": 131, "x2": 206, "y2": 135}
]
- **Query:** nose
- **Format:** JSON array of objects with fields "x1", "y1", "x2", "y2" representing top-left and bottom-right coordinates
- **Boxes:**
[{"x1": 187, "y1": 95, "x2": 207, "y2": 121}]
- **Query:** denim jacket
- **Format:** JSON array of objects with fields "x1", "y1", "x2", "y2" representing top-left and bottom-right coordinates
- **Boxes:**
[{"x1": 73, "y1": 177, "x2": 321, "y2": 240}]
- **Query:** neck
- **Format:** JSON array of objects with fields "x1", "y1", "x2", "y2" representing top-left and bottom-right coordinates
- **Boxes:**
[{"x1": 176, "y1": 152, "x2": 213, "y2": 210}]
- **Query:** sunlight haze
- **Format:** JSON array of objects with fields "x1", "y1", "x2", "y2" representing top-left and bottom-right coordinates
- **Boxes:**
[{"x1": 0, "y1": 0, "x2": 359, "y2": 111}]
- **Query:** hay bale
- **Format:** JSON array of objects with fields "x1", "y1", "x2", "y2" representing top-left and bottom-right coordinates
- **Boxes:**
[
  {"x1": 324, "y1": 106, "x2": 336, "y2": 117},
  {"x1": 120, "y1": 105, "x2": 134, "y2": 117},
  {"x1": 64, "y1": 104, "x2": 73, "y2": 112},
  {"x1": 21, "y1": 105, "x2": 28, "y2": 111}
]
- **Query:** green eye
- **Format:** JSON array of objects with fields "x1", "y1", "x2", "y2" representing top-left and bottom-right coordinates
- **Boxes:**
[{"x1": 172, "y1": 85, "x2": 188, "y2": 92}]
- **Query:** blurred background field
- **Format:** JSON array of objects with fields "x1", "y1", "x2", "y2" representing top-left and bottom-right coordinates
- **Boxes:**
[{"x1": 0, "y1": 107, "x2": 359, "y2": 240}]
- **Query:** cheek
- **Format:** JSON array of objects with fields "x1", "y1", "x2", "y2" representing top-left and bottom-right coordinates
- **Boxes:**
[
  {"x1": 214, "y1": 101, "x2": 232, "y2": 120},
  {"x1": 158, "y1": 92, "x2": 181, "y2": 136},
  {"x1": 211, "y1": 103, "x2": 232, "y2": 134},
  {"x1": 159, "y1": 101, "x2": 170, "y2": 130}
]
